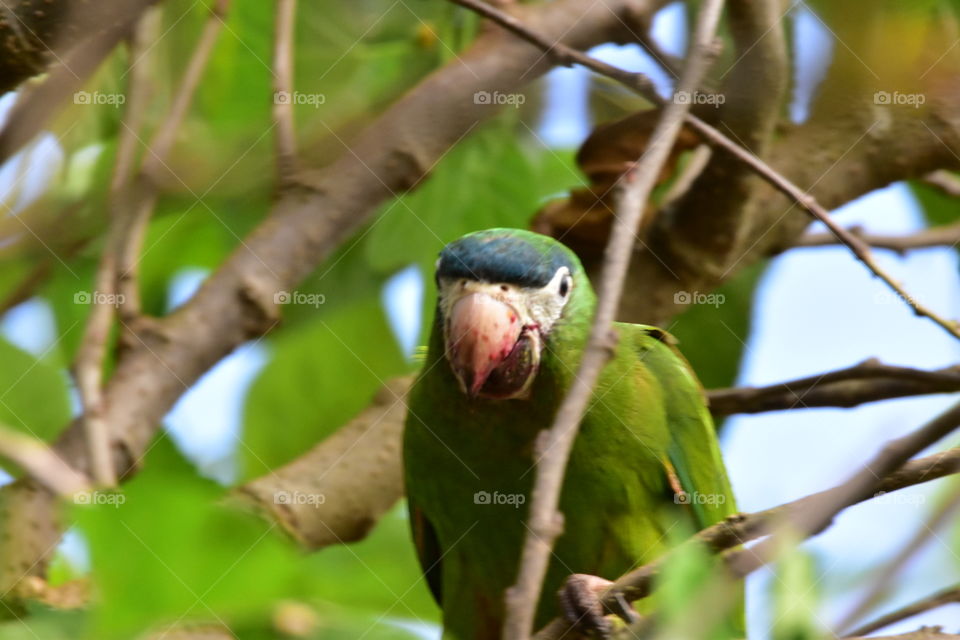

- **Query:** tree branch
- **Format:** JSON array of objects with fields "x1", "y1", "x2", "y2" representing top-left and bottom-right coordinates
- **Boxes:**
[
  {"x1": 845, "y1": 586, "x2": 960, "y2": 638},
  {"x1": 486, "y1": 0, "x2": 727, "y2": 635},
  {"x1": 116, "y1": 0, "x2": 230, "y2": 324},
  {"x1": 236, "y1": 357, "x2": 960, "y2": 549},
  {"x1": 534, "y1": 445, "x2": 960, "y2": 639},
  {"x1": 850, "y1": 632, "x2": 960, "y2": 640},
  {"x1": 234, "y1": 377, "x2": 410, "y2": 548},
  {"x1": 835, "y1": 486, "x2": 960, "y2": 635},
  {"x1": 73, "y1": 9, "x2": 159, "y2": 489},
  {"x1": 707, "y1": 360, "x2": 960, "y2": 416},
  {"x1": 450, "y1": 0, "x2": 960, "y2": 342},
  {"x1": 794, "y1": 222, "x2": 960, "y2": 254},
  {"x1": 923, "y1": 170, "x2": 960, "y2": 198},
  {"x1": 0, "y1": 423, "x2": 88, "y2": 497},
  {"x1": 722, "y1": 400, "x2": 960, "y2": 582},
  {"x1": 0, "y1": 0, "x2": 160, "y2": 165},
  {"x1": 0, "y1": 0, "x2": 165, "y2": 93},
  {"x1": 666, "y1": 0, "x2": 788, "y2": 276},
  {"x1": 272, "y1": 0, "x2": 298, "y2": 180}
]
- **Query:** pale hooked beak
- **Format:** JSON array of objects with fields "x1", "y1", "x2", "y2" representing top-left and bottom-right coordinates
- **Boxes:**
[{"x1": 444, "y1": 288, "x2": 541, "y2": 400}]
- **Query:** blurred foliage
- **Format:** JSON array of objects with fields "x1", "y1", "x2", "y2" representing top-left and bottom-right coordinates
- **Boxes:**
[
  {"x1": 910, "y1": 177, "x2": 960, "y2": 227},
  {"x1": 0, "y1": 439, "x2": 436, "y2": 639},
  {"x1": 242, "y1": 297, "x2": 407, "y2": 478},
  {"x1": 670, "y1": 261, "x2": 766, "y2": 393},
  {"x1": 0, "y1": 335, "x2": 71, "y2": 452},
  {"x1": 652, "y1": 518, "x2": 742, "y2": 640},
  {"x1": 770, "y1": 547, "x2": 824, "y2": 640}
]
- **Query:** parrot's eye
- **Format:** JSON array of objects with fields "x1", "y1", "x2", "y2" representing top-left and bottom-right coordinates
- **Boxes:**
[{"x1": 559, "y1": 274, "x2": 571, "y2": 298}]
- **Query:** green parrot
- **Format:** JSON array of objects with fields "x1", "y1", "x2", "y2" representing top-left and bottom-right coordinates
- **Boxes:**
[{"x1": 403, "y1": 228, "x2": 740, "y2": 639}]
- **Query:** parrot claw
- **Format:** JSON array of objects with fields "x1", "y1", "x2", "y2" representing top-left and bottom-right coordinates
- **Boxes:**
[{"x1": 559, "y1": 574, "x2": 639, "y2": 638}]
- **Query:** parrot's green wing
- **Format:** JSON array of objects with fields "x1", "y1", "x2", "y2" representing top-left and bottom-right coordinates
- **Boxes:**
[
  {"x1": 624, "y1": 324, "x2": 737, "y2": 529},
  {"x1": 624, "y1": 324, "x2": 744, "y2": 637}
]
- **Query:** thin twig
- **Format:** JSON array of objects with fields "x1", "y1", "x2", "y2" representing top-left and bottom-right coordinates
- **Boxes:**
[
  {"x1": 795, "y1": 222, "x2": 960, "y2": 254},
  {"x1": 0, "y1": 0, "x2": 159, "y2": 166},
  {"x1": 74, "y1": 10, "x2": 160, "y2": 487},
  {"x1": 534, "y1": 446, "x2": 960, "y2": 639},
  {"x1": 707, "y1": 360, "x2": 960, "y2": 416},
  {"x1": 473, "y1": 0, "x2": 727, "y2": 636},
  {"x1": 449, "y1": 0, "x2": 960, "y2": 343},
  {"x1": 845, "y1": 584, "x2": 960, "y2": 638},
  {"x1": 835, "y1": 485, "x2": 960, "y2": 635},
  {"x1": 723, "y1": 400, "x2": 960, "y2": 580},
  {"x1": 923, "y1": 170, "x2": 960, "y2": 198},
  {"x1": 0, "y1": 423, "x2": 89, "y2": 497},
  {"x1": 272, "y1": 0, "x2": 299, "y2": 179},
  {"x1": 850, "y1": 632, "x2": 960, "y2": 640},
  {"x1": 658, "y1": 144, "x2": 711, "y2": 209},
  {"x1": 116, "y1": 0, "x2": 230, "y2": 322}
]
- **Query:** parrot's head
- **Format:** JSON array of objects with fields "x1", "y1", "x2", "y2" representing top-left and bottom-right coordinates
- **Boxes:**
[{"x1": 434, "y1": 229, "x2": 592, "y2": 401}]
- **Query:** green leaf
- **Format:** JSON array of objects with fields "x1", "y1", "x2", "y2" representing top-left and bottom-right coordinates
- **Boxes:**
[
  {"x1": 771, "y1": 547, "x2": 824, "y2": 640},
  {"x1": 304, "y1": 504, "x2": 440, "y2": 626},
  {"x1": 73, "y1": 439, "x2": 436, "y2": 639},
  {"x1": 669, "y1": 260, "x2": 767, "y2": 391},
  {"x1": 651, "y1": 521, "x2": 739, "y2": 640},
  {"x1": 136, "y1": 193, "x2": 266, "y2": 316},
  {"x1": 0, "y1": 336, "x2": 71, "y2": 443},
  {"x1": 364, "y1": 125, "x2": 558, "y2": 275},
  {"x1": 72, "y1": 439, "x2": 311, "y2": 639},
  {"x1": 38, "y1": 252, "x2": 99, "y2": 367},
  {"x1": 0, "y1": 606, "x2": 85, "y2": 639},
  {"x1": 241, "y1": 297, "x2": 407, "y2": 479},
  {"x1": 909, "y1": 178, "x2": 960, "y2": 227}
]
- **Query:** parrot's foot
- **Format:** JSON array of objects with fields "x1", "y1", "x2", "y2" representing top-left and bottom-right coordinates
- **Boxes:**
[{"x1": 559, "y1": 574, "x2": 640, "y2": 639}]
